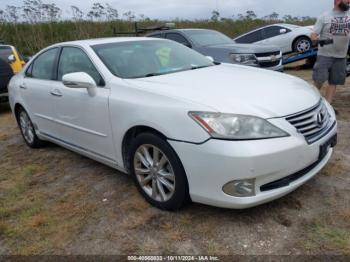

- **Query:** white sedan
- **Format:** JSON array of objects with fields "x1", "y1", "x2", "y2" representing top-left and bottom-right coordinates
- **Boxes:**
[
  {"x1": 234, "y1": 24, "x2": 314, "y2": 54},
  {"x1": 9, "y1": 38, "x2": 337, "y2": 210}
]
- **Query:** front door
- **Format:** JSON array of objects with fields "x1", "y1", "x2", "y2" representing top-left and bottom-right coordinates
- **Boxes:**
[{"x1": 52, "y1": 46, "x2": 116, "y2": 161}]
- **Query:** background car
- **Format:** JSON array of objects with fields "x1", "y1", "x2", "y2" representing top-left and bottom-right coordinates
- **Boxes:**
[
  {"x1": 0, "y1": 44, "x2": 26, "y2": 74},
  {"x1": 0, "y1": 44, "x2": 26, "y2": 103},
  {"x1": 9, "y1": 38, "x2": 337, "y2": 211},
  {"x1": 0, "y1": 58, "x2": 14, "y2": 103},
  {"x1": 147, "y1": 28, "x2": 283, "y2": 71},
  {"x1": 233, "y1": 24, "x2": 314, "y2": 54}
]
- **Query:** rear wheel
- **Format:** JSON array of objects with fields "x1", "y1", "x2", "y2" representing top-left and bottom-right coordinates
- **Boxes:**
[
  {"x1": 129, "y1": 133, "x2": 190, "y2": 210},
  {"x1": 17, "y1": 107, "x2": 44, "y2": 148},
  {"x1": 293, "y1": 37, "x2": 312, "y2": 53}
]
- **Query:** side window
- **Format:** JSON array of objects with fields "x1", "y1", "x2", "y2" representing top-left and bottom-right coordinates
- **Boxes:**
[
  {"x1": 262, "y1": 26, "x2": 283, "y2": 39},
  {"x1": 25, "y1": 63, "x2": 34, "y2": 77},
  {"x1": 235, "y1": 29, "x2": 263, "y2": 43},
  {"x1": 31, "y1": 48, "x2": 58, "y2": 80},
  {"x1": 58, "y1": 47, "x2": 104, "y2": 86},
  {"x1": 165, "y1": 33, "x2": 191, "y2": 47}
]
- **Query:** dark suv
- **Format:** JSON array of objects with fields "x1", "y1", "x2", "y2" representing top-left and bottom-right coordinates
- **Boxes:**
[
  {"x1": 146, "y1": 29, "x2": 283, "y2": 71},
  {"x1": 0, "y1": 58, "x2": 13, "y2": 103}
]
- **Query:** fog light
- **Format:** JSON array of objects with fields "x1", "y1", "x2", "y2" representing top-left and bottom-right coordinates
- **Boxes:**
[{"x1": 223, "y1": 179, "x2": 256, "y2": 197}]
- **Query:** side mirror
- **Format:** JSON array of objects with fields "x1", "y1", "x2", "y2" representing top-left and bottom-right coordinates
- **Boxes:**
[
  {"x1": 8, "y1": 54, "x2": 16, "y2": 62},
  {"x1": 62, "y1": 72, "x2": 97, "y2": 97},
  {"x1": 280, "y1": 29, "x2": 287, "y2": 34}
]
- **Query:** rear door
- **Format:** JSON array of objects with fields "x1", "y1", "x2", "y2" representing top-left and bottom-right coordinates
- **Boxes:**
[
  {"x1": 20, "y1": 47, "x2": 61, "y2": 138},
  {"x1": 51, "y1": 46, "x2": 116, "y2": 160}
]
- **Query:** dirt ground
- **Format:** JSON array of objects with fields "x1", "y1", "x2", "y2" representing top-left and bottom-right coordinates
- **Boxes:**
[{"x1": 0, "y1": 68, "x2": 349, "y2": 256}]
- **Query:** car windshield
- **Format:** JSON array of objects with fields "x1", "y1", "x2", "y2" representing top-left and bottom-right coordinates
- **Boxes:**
[
  {"x1": 92, "y1": 40, "x2": 214, "y2": 79},
  {"x1": 184, "y1": 30, "x2": 233, "y2": 46}
]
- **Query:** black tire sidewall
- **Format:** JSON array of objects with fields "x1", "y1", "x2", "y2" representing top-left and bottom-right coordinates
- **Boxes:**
[
  {"x1": 17, "y1": 108, "x2": 43, "y2": 148},
  {"x1": 129, "y1": 133, "x2": 190, "y2": 210}
]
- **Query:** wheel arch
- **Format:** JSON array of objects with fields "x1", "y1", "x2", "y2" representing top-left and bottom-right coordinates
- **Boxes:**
[
  {"x1": 14, "y1": 103, "x2": 25, "y2": 122},
  {"x1": 121, "y1": 125, "x2": 168, "y2": 173}
]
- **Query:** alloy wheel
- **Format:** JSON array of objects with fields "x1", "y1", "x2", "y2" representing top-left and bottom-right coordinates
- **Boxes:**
[
  {"x1": 133, "y1": 144, "x2": 176, "y2": 202},
  {"x1": 19, "y1": 111, "x2": 35, "y2": 144}
]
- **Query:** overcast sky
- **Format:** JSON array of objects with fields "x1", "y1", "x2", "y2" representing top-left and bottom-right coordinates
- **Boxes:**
[{"x1": 0, "y1": 0, "x2": 334, "y2": 20}]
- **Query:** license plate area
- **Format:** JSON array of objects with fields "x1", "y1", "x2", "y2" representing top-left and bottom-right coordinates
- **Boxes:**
[{"x1": 319, "y1": 134, "x2": 337, "y2": 160}]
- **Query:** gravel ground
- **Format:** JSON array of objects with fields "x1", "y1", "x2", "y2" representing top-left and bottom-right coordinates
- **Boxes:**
[{"x1": 0, "y1": 69, "x2": 349, "y2": 255}]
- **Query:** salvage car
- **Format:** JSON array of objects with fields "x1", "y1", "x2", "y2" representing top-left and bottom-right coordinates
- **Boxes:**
[
  {"x1": 234, "y1": 24, "x2": 314, "y2": 54},
  {"x1": 9, "y1": 38, "x2": 337, "y2": 210},
  {"x1": 147, "y1": 29, "x2": 283, "y2": 71}
]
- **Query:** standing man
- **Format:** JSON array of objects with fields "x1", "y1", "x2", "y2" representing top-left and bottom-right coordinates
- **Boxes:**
[{"x1": 311, "y1": 0, "x2": 350, "y2": 109}]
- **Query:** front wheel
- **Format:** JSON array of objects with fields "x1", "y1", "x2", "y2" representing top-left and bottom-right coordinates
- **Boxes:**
[
  {"x1": 17, "y1": 107, "x2": 45, "y2": 148},
  {"x1": 129, "y1": 133, "x2": 190, "y2": 210},
  {"x1": 293, "y1": 37, "x2": 312, "y2": 53}
]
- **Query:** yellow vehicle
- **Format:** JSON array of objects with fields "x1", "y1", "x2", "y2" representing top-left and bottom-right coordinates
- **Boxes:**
[{"x1": 0, "y1": 45, "x2": 26, "y2": 74}]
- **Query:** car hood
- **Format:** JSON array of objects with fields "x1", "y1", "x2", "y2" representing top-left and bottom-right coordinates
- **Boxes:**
[
  {"x1": 125, "y1": 64, "x2": 320, "y2": 118},
  {"x1": 205, "y1": 42, "x2": 280, "y2": 53}
]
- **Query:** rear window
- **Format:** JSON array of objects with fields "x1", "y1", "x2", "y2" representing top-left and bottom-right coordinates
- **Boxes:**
[{"x1": 0, "y1": 46, "x2": 13, "y2": 62}]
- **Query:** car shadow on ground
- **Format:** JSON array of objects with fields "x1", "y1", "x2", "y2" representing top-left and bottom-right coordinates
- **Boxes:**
[{"x1": 0, "y1": 103, "x2": 11, "y2": 114}]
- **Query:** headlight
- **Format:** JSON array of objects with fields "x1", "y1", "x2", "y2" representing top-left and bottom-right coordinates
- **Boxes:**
[
  {"x1": 230, "y1": 53, "x2": 258, "y2": 65},
  {"x1": 189, "y1": 112, "x2": 289, "y2": 140}
]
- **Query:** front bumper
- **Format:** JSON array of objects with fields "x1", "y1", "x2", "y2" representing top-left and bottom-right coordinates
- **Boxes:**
[{"x1": 169, "y1": 119, "x2": 337, "y2": 209}]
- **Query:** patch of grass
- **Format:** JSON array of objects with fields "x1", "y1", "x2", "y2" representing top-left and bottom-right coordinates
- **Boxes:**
[
  {"x1": 22, "y1": 165, "x2": 40, "y2": 177},
  {"x1": 0, "y1": 222, "x2": 16, "y2": 237},
  {"x1": 305, "y1": 222, "x2": 350, "y2": 254}
]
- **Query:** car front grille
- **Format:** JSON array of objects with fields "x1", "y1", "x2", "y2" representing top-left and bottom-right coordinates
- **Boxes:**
[
  {"x1": 255, "y1": 51, "x2": 280, "y2": 57},
  {"x1": 285, "y1": 100, "x2": 335, "y2": 144},
  {"x1": 258, "y1": 61, "x2": 280, "y2": 67},
  {"x1": 255, "y1": 51, "x2": 281, "y2": 68}
]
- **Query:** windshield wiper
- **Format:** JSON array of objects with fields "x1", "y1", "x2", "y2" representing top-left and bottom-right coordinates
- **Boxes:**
[
  {"x1": 190, "y1": 64, "x2": 216, "y2": 70},
  {"x1": 145, "y1": 72, "x2": 164, "y2": 77}
]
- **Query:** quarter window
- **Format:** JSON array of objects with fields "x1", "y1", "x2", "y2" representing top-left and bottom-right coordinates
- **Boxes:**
[
  {"x1": 30, "y1": 48, "x2": 59, "y2": 80},
  {"x1": 58, "y1": 47, "x2": 104, "y2": 86}
]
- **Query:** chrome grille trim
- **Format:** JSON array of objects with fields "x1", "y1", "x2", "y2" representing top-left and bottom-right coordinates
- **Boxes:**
[{"x1": 286, "y1": 100, "x2": 334, "y2": 144}]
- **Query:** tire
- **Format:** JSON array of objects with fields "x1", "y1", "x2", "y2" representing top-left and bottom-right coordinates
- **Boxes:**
[
  {"x1": 293, "y1": 36, "x2": 312, "y2": 53},
  {"x1": 16, "y1": 107, "x2": 45, "y2": 148},
  {"x1": 129, "y1": 132, "x2": 190, "y2": 210}
]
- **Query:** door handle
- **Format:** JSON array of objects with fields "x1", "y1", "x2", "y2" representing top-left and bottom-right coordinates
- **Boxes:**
[
  {"x1": 50, "y1": 89, "x2": 62, "y2": 97},
  {"x1": 19, "y1": 84, "x2": 27, "y2": 89}
]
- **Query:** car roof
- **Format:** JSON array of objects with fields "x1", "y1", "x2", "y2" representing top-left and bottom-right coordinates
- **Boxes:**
[
  {"x1": 270, "y1": 23, "x2": 301, "y2": 28},
  {"x1": 0, "y1": 44, "x2": 14, "y2": 48},
  {"x1": 50, "y1": 37, "x2": 161, "y2": 48},
  {"x1": 147, "y1": 28, "x2": 217, "y2": 35}
]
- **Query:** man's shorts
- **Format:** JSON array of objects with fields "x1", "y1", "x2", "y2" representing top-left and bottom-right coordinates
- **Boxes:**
[{"x1": 312, "y1": 55, "x2": 347, "y2": 85}]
